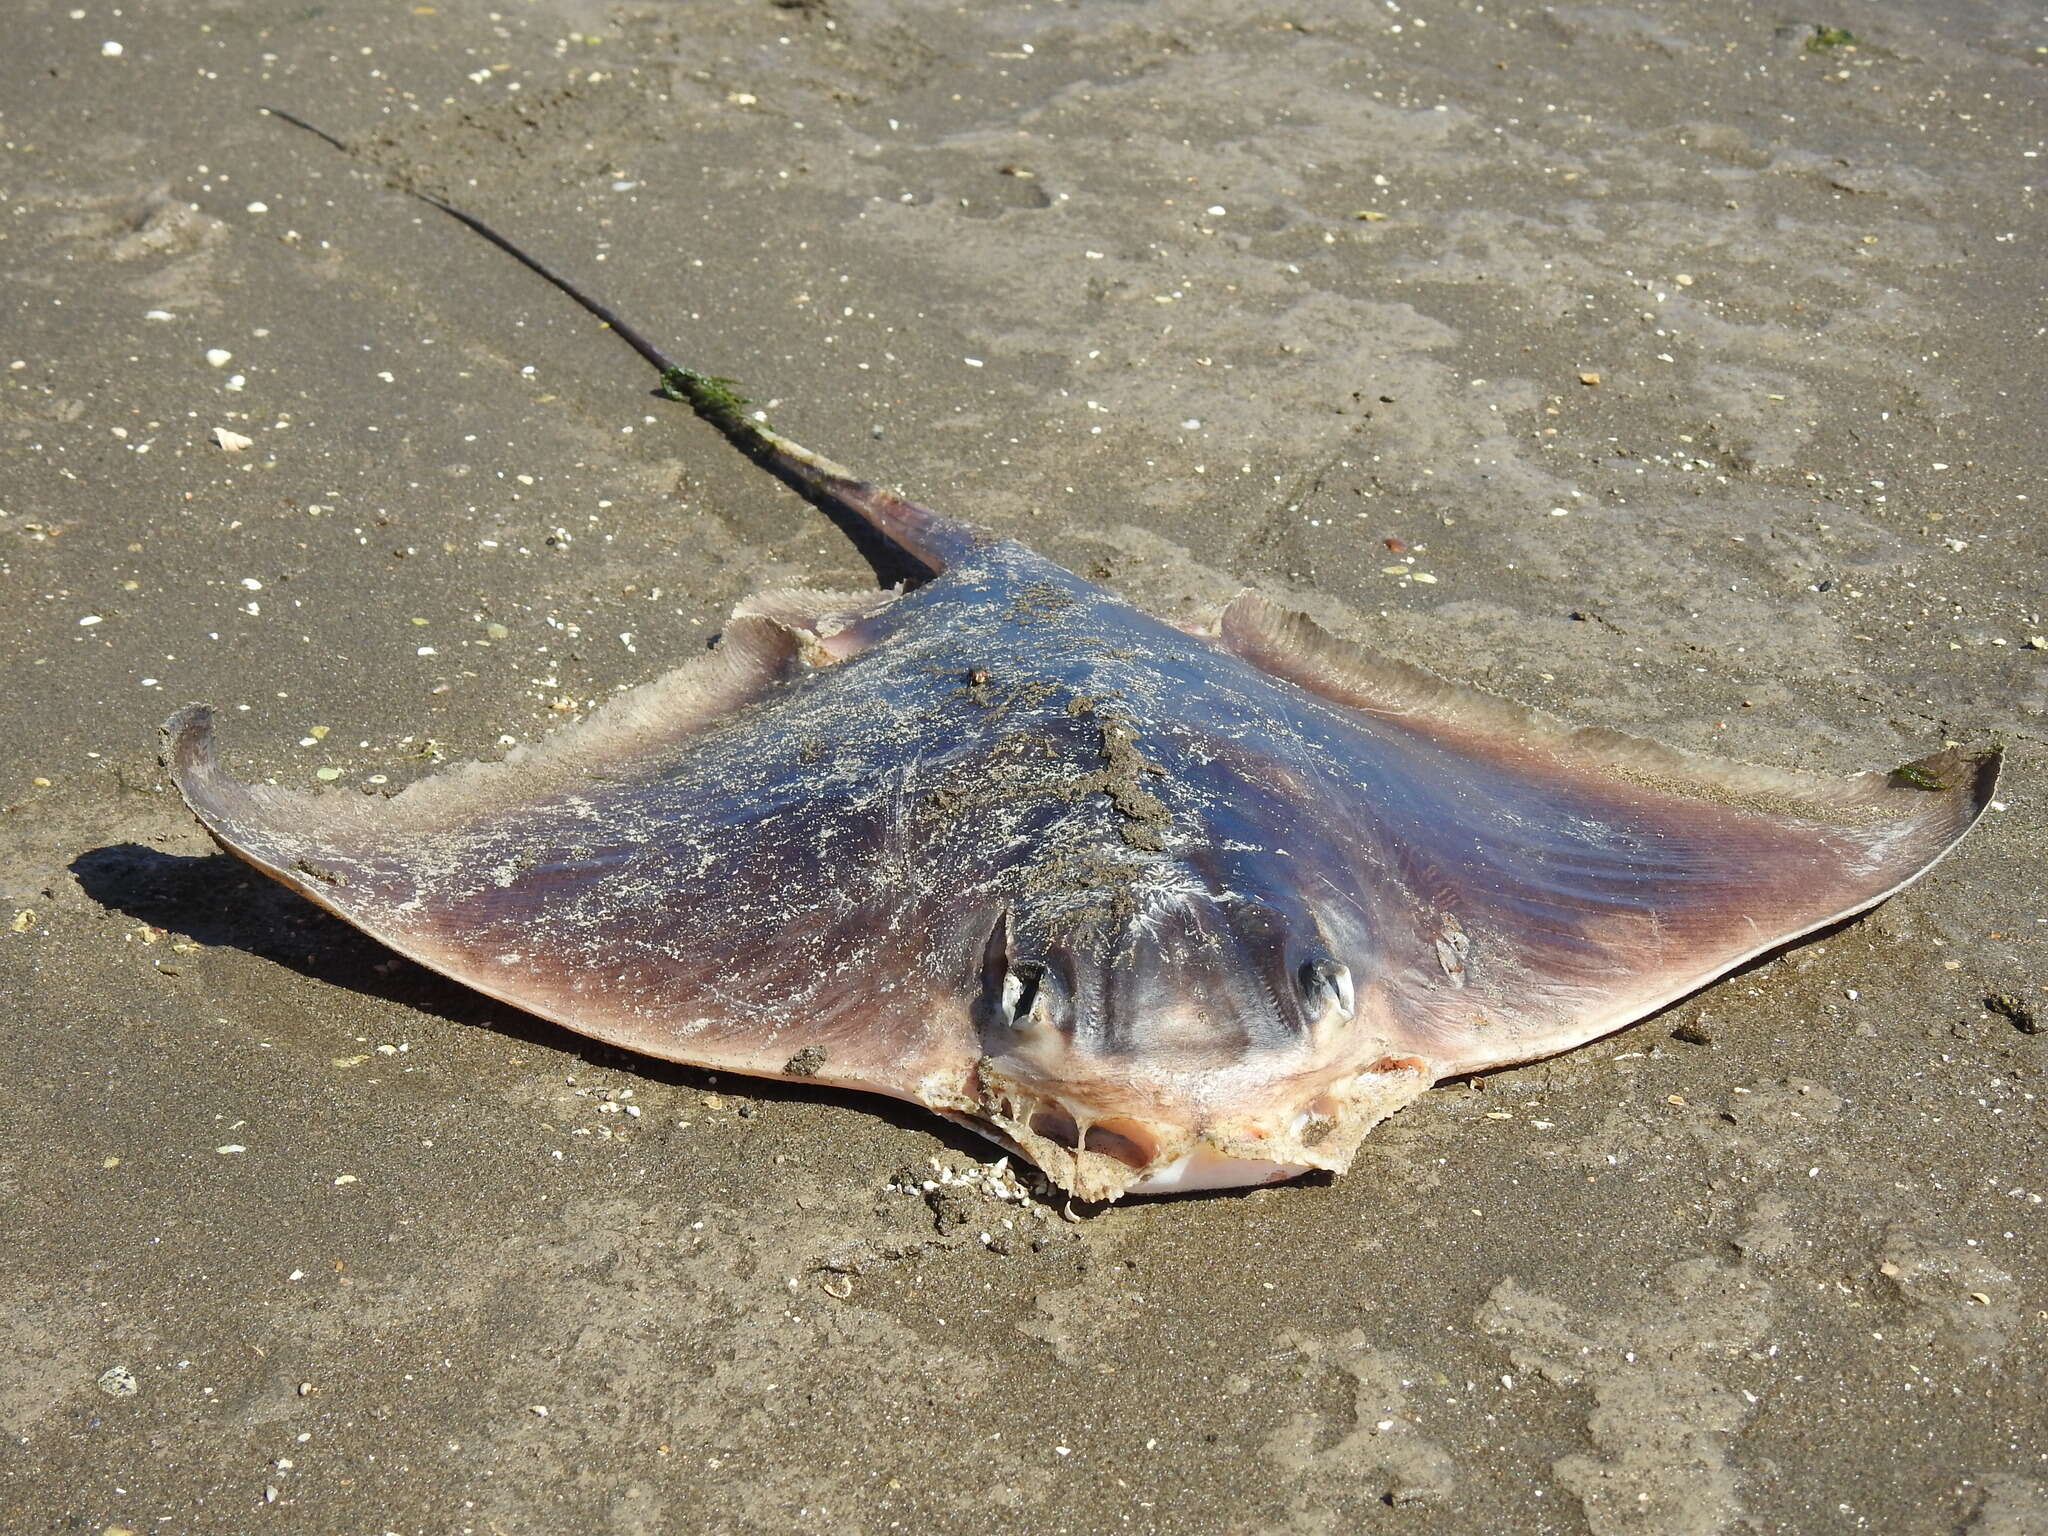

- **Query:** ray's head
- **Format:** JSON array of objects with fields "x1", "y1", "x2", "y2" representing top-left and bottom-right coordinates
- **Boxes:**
[{"x1": 936, "y1": 868, "x2": 1431, "y2": 1202}]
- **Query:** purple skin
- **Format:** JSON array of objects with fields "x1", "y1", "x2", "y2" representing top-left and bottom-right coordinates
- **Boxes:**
[{"x1": 165, "y1": 130, "x2": 2000, "y2": 1200}]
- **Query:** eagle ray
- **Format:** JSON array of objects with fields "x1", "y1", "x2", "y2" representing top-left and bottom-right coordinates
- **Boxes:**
[{"x1": 163, "y1": 116, "x2": 1998, "y2": 1201}]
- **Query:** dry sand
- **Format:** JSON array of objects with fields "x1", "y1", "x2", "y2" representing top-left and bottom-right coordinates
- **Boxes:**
[{"x1": 2, "y1": 0, "x2": 2043, "y2": 1531}]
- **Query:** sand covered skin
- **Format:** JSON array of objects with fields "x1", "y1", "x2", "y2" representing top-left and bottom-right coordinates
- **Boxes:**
[{"x1": 1, "y1": 1, "x2": 2042, "y2": 1531}]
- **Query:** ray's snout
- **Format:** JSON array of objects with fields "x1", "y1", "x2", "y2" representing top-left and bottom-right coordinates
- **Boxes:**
[{"x1": 949, "y1": 892, "x2": 1412, "y2": 1200}]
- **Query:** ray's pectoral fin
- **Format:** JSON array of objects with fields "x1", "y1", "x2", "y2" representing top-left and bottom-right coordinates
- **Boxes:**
[
  {"x1": 159, "y1": 610, "x2": 946, "y2": 1092},
  {"x1": 1219, "y1": 590, "x2": 2000, "y2": 1076}
]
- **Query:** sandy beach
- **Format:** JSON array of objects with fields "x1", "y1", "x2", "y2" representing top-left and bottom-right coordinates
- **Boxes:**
[{"x1": 2, "y1": 0, "x2": 2042, "y2": 1530}]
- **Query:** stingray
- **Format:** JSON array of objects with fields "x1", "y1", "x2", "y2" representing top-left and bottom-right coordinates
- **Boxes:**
[{"x1": 164, "y1": 127, "x2": 1999, "y2": 1201}]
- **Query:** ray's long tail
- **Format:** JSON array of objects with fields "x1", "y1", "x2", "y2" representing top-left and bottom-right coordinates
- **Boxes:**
[{"x1": 262, "y1": 106, "x2": 972, "y2": 576}]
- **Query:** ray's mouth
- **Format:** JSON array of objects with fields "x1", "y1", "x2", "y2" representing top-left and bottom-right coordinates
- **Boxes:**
[
  {"x1": 935, "y1": 1082, "x2": 1173, "y2": 1196},
  {"x1": 919, "y1": 1047, "x2": 1440, "y2": 1203},
  {"x1": 931, "y1": 1073, "x2": 1175, "y2": 1199},
  {"x1": 1014, "y1": 1102, "x2": 1158, "y2": 1171}
]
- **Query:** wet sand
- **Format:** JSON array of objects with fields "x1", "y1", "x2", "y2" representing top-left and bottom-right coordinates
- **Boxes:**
[{"x1": 2, "y1": 0, "x2": 2042, "y2": 1531}]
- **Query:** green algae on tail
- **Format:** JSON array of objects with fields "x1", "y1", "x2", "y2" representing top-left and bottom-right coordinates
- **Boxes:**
[
  {"x1": 658, "y1": 364, "x2": 865, "y2": 488},
  {"x1": 659, "y1": 367, "x2": 757, "y2": 431}
]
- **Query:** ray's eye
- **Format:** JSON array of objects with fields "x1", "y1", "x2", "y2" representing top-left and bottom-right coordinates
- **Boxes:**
[
  {"x1": 980, "y1": 914, "x2": 1069, "y2": 1041},
  {"x1": 1299, "y1": 958, "x2": 1355, "y2": 1020},
  {"x1": 1002, "y1": 962, "x2": 1046, "y2": 1025}
]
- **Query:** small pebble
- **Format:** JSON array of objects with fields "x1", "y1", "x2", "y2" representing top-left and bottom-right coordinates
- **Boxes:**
[{"x1": 97, "y1": 1365, "x2": 139, "y2": 1397}]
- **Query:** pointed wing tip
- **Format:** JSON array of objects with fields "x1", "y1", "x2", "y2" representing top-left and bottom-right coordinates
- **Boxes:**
[
  {"x1": 160, "y1": 702, "x2": 285, "y2": 850},
  {"x1": 161, "y1": 703, "x2": 229, "y2": 805},
  {"x1": 161, "y1": 702, "x2": 216, "y2": 759},
  {"x1": 1891, "y1": 743, "x2": 2001, "y2": 807},
  {"x1": 1875, "y1": 743, "x2": 2001, "y2": 865}
]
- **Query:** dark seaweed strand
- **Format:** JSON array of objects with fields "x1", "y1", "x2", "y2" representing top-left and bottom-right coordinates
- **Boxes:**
[{"x1": 259, "y1": 107, "x2": 874, "y2": 502}]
